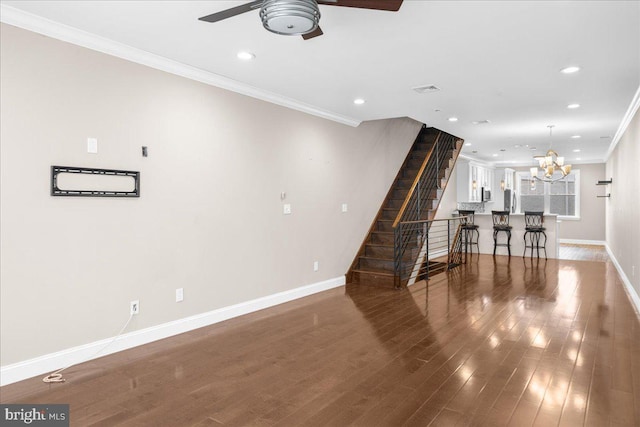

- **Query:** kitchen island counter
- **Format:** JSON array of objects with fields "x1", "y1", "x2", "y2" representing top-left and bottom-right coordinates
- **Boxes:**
[{"x1": 458, "y1": 212, "x2": 558, "y2": 258}]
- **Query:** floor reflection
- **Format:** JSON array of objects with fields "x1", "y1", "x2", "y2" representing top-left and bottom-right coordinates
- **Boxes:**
[{"x1": 2, "y1": 252, "x2": 635, "y2": 426}]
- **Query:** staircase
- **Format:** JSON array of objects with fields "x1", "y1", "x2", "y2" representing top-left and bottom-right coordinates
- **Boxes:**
[{"x1": 347, "y1": 125, "x2": 463, "y2": 288}]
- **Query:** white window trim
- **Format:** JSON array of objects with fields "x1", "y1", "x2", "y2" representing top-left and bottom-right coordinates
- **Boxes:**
[{"x1": 515, "y1": 169, "x2": 580, "y2": 220}]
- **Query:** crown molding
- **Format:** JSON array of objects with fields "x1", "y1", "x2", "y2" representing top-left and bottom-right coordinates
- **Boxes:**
[
  {"x1": 605, "y1": 84, "x2": 640, "y2": 161},
  {"x1": 0, "y1": 4, "x2": 361, "y2": 127}
]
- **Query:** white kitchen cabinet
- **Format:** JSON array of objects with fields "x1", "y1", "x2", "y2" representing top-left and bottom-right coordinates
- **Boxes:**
[
  {"x1": 495, "y1": 168, "x2": 515, "y2": 191},
  {"x1": 457, "y1": 160, "x2": 494, "y2": 202}
]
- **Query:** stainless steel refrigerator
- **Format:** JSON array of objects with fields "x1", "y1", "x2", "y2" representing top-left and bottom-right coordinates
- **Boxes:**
[{"x1": 504, "y1": 189, "x2": 516, "y2": 213}]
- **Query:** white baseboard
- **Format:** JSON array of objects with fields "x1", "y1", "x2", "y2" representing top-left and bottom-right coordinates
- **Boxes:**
[
  {"x1": 559, "y1": 239, "x2": 606, "y2": 246},
  {"x1": 0, "y1": 276, "x2": 345, "y2": 386},
  {"x1": 605, "y1": 244, "x2": 640, "y2": 318}
]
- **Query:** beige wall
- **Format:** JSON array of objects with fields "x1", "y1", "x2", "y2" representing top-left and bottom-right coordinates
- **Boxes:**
[
  {"x1": 509, "y1": 163, "x2": 606, "y2": 241},
  {"x1": 558, "y1": 163, "x2": 606, "y2": 241},
  {"x1": 606, "y1": 103, "x2": 640, "y2": 295},
  {"x1": 0, "y1": 24, "x2": 422, "y2": 365},
  {"x1": 434, "y1": 161, "x2": 459, "y2": 220}
]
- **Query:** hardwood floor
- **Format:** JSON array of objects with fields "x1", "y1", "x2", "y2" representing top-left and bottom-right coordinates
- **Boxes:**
[
  {"x1": 559, "y1": 244, "x2": 609, "y2": 263},
  {"x1": 2, "y1": 254, "x2": 639, "y2": 426}
]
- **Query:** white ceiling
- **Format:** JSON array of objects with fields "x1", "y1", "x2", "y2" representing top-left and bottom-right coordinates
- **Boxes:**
[{"x1": 2, "y1": 0, "x2": 639, "y2": 165}]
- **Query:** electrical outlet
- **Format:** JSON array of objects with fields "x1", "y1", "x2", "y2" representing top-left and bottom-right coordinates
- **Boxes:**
[
  {"x1": 176, "y1": 288, "x2": 184, "y2": 302},
  {"x1": 313, "y1": 261, "x2": 319, "y2": 272},
  {"x1": 130, "y1": 300, "x2": 140, "y2": 315}
]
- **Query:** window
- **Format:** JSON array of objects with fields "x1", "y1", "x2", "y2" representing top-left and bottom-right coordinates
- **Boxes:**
[{"x1": 515, "y1": 170, "x2": 580, "y2": 219}]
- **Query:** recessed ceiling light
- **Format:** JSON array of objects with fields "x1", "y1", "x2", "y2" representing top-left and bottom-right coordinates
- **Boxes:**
[
  {"x1": 353, "y1": 98, "x2": 365, "y2": 105},
  {"x1": 529, "y1": 147, "x2": 537, "y2": 150},
  {"x1": 571, "y1": 135, "x2": 581, "y2": 139},
  {"x1": 448, "y1": 117, "x2": 458, "y2": 122},
  {"x1": 567, "y1": 103, "x2": 581, "y2": 109},
  {"x1": 492, "y1": 154, "x2": 499, "y2": 157},
  {"x1": 573, "y1": 149, "x2": 581, "y2": 153},
  {"x1": 472, "y1": 120, "x2": 491, "y2": 125},
  {"x1": 237, "y1": 51, "x2": 255, "y2": 60},
  {"x1": 561, "y1": 66, "x2": 581, "y2": 74},
  {"x1": 514, "y1": 144, "x2": 521, "y2": 148},
  {"x1": 412, "y1": 84, "x2": 440, "y2": 93},
  {"x1": 576, "y1": 157, "x2": 581, "y2": 160},
  {"x1": 465, "y1": 142, "x2": 472, "y2": 146}
]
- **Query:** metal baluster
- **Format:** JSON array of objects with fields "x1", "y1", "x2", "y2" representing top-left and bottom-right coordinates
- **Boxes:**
[
  {"x1": 447, "y1": 219, "x2": 451, "y2": 270},
  {"x1": 416, "y1": 180, "x2": 421, "y2": 221},
  {"x1": 393, "y1": 223, "x2": 402, "y2": 289}
]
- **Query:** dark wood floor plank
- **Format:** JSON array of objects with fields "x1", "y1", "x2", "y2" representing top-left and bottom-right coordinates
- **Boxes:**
[{"x1": 1, "y1": 251, "x2": 639, "y2": 427}]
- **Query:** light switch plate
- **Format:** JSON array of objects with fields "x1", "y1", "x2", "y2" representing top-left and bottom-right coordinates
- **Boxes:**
[
  {"x1": 176, "y1": 288, "x2": 184, "y2": 302},
  {"x1": 87, "y1": 138, "x2": 98, "y2": 154},
  {"x1": 341, "y1": 203, "x2": 348, "y2": 213},
  {"x1": 283, "y1": 204, "x2": 292, "y2": 215}
]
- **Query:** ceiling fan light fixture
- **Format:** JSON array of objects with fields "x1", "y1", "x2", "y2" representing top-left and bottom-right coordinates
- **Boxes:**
[{"x1": 260, "y1": 0, "x2": 321, "y2": 36}]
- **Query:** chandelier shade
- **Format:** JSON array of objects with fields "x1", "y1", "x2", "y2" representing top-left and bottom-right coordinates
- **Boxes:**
[{"x1": 531, "y1": 126, "x2": 572, "y2": 182}]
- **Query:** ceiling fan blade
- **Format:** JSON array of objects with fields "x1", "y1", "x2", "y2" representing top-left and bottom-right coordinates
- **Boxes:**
[
  {"x1": 316, "y1": 0, "x2": 402, "y2": 12},
  {"x1": 302, "y1": 26, "x2": 324, "y2": 40},
  {"x1": 198, "y1": 0, "x2": 263, "y2": 23}
]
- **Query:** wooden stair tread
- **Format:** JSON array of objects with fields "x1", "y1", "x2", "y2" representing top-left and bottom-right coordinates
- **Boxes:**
[
  {"x1": 365, "y1": 243, "x2": 394, "y2": 248},
  {"x1": 351, "y1": 268, "x2": 394, "y2": 277},
  {"x1": 359, "y1": 255, "x2": 393, "y2": 262}
]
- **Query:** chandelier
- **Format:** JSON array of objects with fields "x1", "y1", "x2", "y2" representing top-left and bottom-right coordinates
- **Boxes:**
[
  {"x1": 260, "y1": 0, "x2": 321, "y2": 36},
  {"x1": 530, "y1": 125, "x2": 572, "y2": 182}
]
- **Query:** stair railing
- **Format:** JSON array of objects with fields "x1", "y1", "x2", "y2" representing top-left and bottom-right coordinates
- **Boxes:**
[
  {"x1": 394, "y1": 217, "x2": 467, "y2": 288},
  {"x1": 392, "y1": 131, "x2": 462, "y2": 288}
]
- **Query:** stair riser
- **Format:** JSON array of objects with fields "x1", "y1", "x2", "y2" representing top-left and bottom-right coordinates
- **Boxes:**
[
  {"x1": 392, "y1": 188, "x2": 409, "y2": 199},
  {"x1": 409, "y1": 151, "x2": 429, "y2": 161},
  {"x1": 377, "y1": 221, "x2": 394, "y2": 232},
  {"x1": 407, "y1": 159, "x2": 424, "y2": 169},
  {"x1": 365, "y1": 245, "x2": 419, "y2": 259},
  {"x1": 351, "y1": 271, "x2": 396, "y2": 288},
  {"x1": 400, "y1": 168, "x2": 419, "y2": 181},
  {"x1": 359, "y1": 258, "x2": 394, "y2": 271},
  {"x1": 394, "y1": 178, "x2": 414, "y2": 188},
  {"x1": 370, "y1": 233, "x2": 394, "y2": 245},
  {"x1": 381, "y1": 209, "x2": 400, "y2": 220},
  {"x1": 385, "y1": 199, "x2": 404, "y2": 209}
]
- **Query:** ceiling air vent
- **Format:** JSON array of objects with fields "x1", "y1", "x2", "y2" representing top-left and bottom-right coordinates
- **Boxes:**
[
  {"x1": 472, "y1": 120, "x2": 491, "y2": 125},
  {"x1": 412, "y1": 84, "x2": 440, "y2": 93}
]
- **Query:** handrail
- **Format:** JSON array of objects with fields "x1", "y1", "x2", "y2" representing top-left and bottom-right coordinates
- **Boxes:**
[
  {"x1": 400, "y1": 216, "x2": 468, "y2": 226},
  {"x1": 391, "y1": 132, "x2": 441, "y2": 228},
  {"x1": 392, "y1": 216, "x2": 466, "y2": 288}
]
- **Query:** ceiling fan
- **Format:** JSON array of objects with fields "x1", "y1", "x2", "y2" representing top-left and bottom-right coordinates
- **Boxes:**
[{"x1": 198, "y1": 0, "x2": 403, "y2": 40}]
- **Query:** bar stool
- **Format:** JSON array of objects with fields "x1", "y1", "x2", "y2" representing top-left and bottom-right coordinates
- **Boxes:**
[
  {"x1": 458, "y1": 210, "x2": 479, "y2": 254},
  {"x1": 492, "y1": 210, "x2": 512, "y2": 256},
  {"x1": 523, "y1": 211, "x2": 547, "y2": 259}
]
